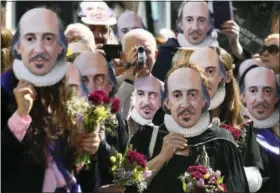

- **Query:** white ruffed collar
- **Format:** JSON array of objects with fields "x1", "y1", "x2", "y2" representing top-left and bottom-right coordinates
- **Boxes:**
[
  {"x1": 129, "y1": 108, "x2": 154, "y2": 126},
  {"x1": 164, "y1": 112, "x2": 211, "y2": 137},
  {"x1": 13, "y1": 59, "x2": 67, "y2": 87},
  {"x1": 243, "y1": 108, "x2": 279, "y2": 129},
  {"x1": 177, "y1": 33, "x2": 219, "y2": 48},
  {"x1": 209, "y1": 86, "x2": 226, "y2": 110}
]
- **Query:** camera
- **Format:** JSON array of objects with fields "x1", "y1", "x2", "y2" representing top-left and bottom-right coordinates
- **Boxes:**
[{"x1": 136, "y1": 46, "x2": 146, "y2": 68}]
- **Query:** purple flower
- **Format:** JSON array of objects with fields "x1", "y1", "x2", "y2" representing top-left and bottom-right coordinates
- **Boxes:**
[
  {"x1": 126, "y1": 171, "x2": 133, "y2": 177},
  {"x1": 197, "y1": 178, "x2": 205, "y2": 188},
  {"x1": 215, "y1": 170, "x2": 221, "y2": 178},
  {"x1": 187, "y1": 182, "x2": 193, "y2": 189},
  {"x1": 76, "y1": 113, "x2": 83, "y2": 125}
]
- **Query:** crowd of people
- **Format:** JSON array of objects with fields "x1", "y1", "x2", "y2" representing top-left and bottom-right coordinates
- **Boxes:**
[{"x1": 1, "y1": 1, "x2": 279, "y2": 193}]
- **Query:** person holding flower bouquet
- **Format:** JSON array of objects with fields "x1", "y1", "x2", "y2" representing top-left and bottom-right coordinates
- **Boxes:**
[
  {"x1": 126, "y1": 75, "x2": 163, "y2": 160},
  {"x1": 145, "y1": 62, "x2": 249, "y2": 192},
  {"x1": 73, "y1": 51, "x2": 130, "y2": 189},
  {"x1": 1, "y1": 8, "x2": 100, "y2": 192},
  {"x1": 188, "y1": 47, "x2": 263, "y2": 192}
]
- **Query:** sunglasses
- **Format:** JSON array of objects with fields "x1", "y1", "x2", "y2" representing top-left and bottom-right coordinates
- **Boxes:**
[{"x1": 260, "y1": 45, "x2": 280, "y2": 55}]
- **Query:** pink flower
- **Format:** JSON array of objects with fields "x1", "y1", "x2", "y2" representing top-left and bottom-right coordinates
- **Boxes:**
[
  {"x1": 218, "y1": 184, "x2": 227, "y2": 193},
  {"x1": 111, "y1": 98, "x2": 120, "y2": 113}
]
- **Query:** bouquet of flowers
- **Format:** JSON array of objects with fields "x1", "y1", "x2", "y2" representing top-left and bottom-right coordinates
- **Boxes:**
[
  {"x1": 220, "y1": 124, "x2": 246, "y2": 152},
  {"x1": 178, "y1": 165, "x2": 227, "y2": 193},
  {"x1": 110, "y1": 145, "x2": 152, "y2": 193},
  {"x1": 66, "y1": 90, "x2": 120, "y2": 167}
]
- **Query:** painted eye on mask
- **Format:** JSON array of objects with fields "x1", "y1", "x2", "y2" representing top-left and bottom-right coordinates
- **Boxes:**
[
  {"x1": 25, "y1": 35, "x2": 35, "y2": 43},
  {"x1": 172, "y1": 91, "x2": 182, "y2": 100},
  {"x1": 188, "y1": 91, "x2": 198, "y2": 100},
  {"x1": 137, "y1": 90, "x2": 144, "y2": 97},
  {"x1": 94, "y1": 74, "x2": 105, "y2": 85},
  {"x1": 264, "y1": 88, "x2": 273, "y2": 96},
  {"x1": 205, "y1": 67, "x2": 216, "y2": 77},
  {"x1": 249, "y1": 87, "x2": 257, "y2": 95},
  {"x1": 149, "y1": 92, "x2": 158, "y2": 100},
  {"x1": 44, "y1": 35, "x2": 54, "y2": 45}
]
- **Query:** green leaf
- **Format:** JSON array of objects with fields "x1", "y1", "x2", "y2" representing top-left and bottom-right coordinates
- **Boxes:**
[
  {"x1": 217, "y1": 176, "x2": 224, "y2": 184},
  {"x1": 182, "y1": 181, "x2": 188, "y2": 192}
]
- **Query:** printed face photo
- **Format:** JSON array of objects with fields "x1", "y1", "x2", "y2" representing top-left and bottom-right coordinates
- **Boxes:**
[
  {"x1": 135, "y1": 76, "x2": 162, "y2": 120},
  {"x1": 79, "y1": 2, "x2": 108, "y2": 21},
  {"x1": 117, "y1": 12, "x2": 143, "y2": 41},
  {"x1": 190, "y1": 48, "x2": 223, "y2": 98},
  {"x1": 166, "y1": 68, "x2": 206, "y2": 128},
  {"x1": 180, "y1": 2, "x2": 210, "y2": 45},
  {"x1": 15, "y1": 9, "x2": 63, "y2": 75},
  {"x1": 243, "y1": 67, "x2": 278, "y2": 120},
  {"x1": 73, "y1": 52, "x2": 112, "y2": 94}
]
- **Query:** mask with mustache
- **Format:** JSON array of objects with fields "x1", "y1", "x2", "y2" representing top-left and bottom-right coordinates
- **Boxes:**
[
  {"x1": 253, "y1": 102, "x2": 268, "y2": 110},
  {"x1": 29, "y1": 53, "x2": 50, "y2": 62},
  {"x1": 140, "y1": 104, "x2": 154, "y2": 111},
  {"x1": 189, "y1": 30, "x2": 202, "y2": 36},
  {"x1": 177, "y1": 106, "x2": 195, "y2": 116}
]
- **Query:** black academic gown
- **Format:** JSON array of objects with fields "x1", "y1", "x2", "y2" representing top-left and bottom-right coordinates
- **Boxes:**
[
  {"x1": 1, "y1": 70, "x2": 98, "y2": 192},
  {"x1": 147, "y1": 124, "x2": 249, "y2": 193},
  {"x1": 239, "y1": 122, "x2": 263, "y2": 169},
  {"x1": 254, "y1": 127, "x2": 280, "y2": 193}
]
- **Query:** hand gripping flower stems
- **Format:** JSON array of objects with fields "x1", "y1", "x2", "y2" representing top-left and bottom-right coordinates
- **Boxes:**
[{"x1": 66, "y1": 89, "x2": 120, "y2": 168}]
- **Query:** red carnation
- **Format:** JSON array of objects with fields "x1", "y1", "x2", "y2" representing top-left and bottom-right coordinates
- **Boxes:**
[
  {"x1": 103, "y1": 95, "x2": 111, "y2": 104},
  {"x1": 88, "y1": 91, "x2": 103, "y2": 105},
  {"x1": 126, "y1": 150, "x2": 147, "y2": 168},
  {"x1": 221, "y1": 124, "x2": 241, "y2": 141},
  {"x1": 111, "y1": 97, "x2": 120, "y2": 113},
  {"x1": 187, "y1": 165, "x2": 208, "y2": 180}
]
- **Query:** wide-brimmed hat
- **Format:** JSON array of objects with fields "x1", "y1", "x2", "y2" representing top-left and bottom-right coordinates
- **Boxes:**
[{"x1": 78, "y1": 1, "x2": 117, "y2": 26}]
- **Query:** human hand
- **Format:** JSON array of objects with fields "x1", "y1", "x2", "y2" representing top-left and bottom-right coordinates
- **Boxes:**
[
  {"x1": 159, "y1": 132, "x2": 188, "y2": 162},
  {"x1": 13, "y1": 80, "x2": 37, "y2": 117},
  {"x1": 221, "y1": 20, "x2": 240, "y2": 43},
  {"x1": 76, "y1": 131, "x2": 101, "y2": 155}
]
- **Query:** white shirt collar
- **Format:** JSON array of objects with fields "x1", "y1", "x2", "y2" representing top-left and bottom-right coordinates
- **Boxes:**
[
  {"x1": 129, "y1": 108, "x2": 154, "y2": 126},
  {"x1": 177, "y1": 33, "x2": 219, "y2": 48},
  {"x1": 243, "y1": 108, "x2": 279, "y2": 129},
  {"x1": 208, "y1": 85, "x2": 226, "y2": 110},
  {"x1": 164, "y1": 112, "x2": 211, "y2": 137},
  {"x1": 13, "y1": 59, "x2": 67, "y2": 87}
]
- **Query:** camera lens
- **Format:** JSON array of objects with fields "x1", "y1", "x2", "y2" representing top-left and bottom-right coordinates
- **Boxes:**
[{"x1": 138, "y1": 47, "x2": 145, "y2": 53}]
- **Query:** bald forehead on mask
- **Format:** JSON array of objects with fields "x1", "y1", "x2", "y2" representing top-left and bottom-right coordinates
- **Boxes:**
[
  {"x1": 190, "y1": 47, "x2": 219, "y2": 69},
  {"x1": 135, "y1": 75, "x2": 161, "y2": 94},
  {"x1": 245, "y1": 67, "x2": 276, "y2": 89},
  {"x1": 73, "y1": 51, "x2": 107, "y2": 76}
]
